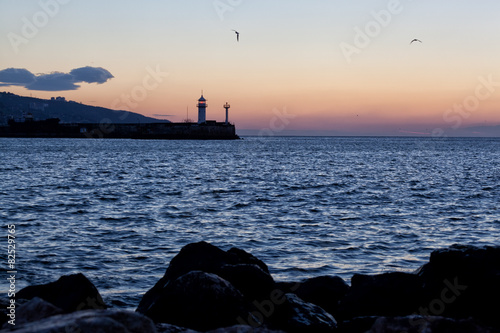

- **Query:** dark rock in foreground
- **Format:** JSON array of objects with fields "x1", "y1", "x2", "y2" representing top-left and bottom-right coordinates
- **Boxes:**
[
  {"x1": 143, "y1": 271, "x2": 250, "y2": 331},
  {"x1": 154, "y1": 324, "x2": 285, "y2": 333},
  {"x1": 2, "y1": 309, "x2": 156, "y2": 333},
  {"x1": 273, "y1": 293, "x2": 337, "y2": 332},
  {"x1": 4, "y1": 243, "x2": 500, "y2": 332},
  {"x1": 16, "y1": 273, "x2": 106, "y2": 313},
  {"x1": 15, "y1": 297, "x2": 63, "y2": 326},
  {"x1": 417, "y1": 244, "x2": 500, "y2": 329},
  {"x1": 137, "y1": 242, "x2": 500, "y2": 332},
  {"x1": 137, "y1": 241, "x2": 338, "y2": 332},
  {"x1": 277, "y1": 275, "x2": 349, "y2": 318},
  {"x1": 137, "y1": 241, "x2": 272, "y2": 315},
  {"x1": 338, "y1": 271, "x2": 423, "y2": 320},
  {"x1": 367, "y1": 315, "x2": 498, "y2": 333}
]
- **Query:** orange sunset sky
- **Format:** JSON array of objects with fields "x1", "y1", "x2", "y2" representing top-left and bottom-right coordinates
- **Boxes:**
[{"x1": 1, "y1": 1, "x2": 499, "y2": 136}]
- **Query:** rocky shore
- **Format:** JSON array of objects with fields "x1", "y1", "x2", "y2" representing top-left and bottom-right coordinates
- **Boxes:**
[{"x1": 1, "y1": 242, "x2": 499, "y2": 332}]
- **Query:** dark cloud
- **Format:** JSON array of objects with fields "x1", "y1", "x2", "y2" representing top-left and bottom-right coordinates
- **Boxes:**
[
  {"x1": 25, "y1": 72, "x2": 79, "y2": 91},
  {"x1": 0, "y1": 66, "x2": 113, "y2": 91},
  {"x1": 70, "y1": 66, "x2": 114, "y2": 84},
  {"x1": 0, "y1": 68, "x2": 35, "y2": 85}
]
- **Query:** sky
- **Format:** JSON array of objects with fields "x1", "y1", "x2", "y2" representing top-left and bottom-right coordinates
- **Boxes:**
[{"x1": 1, "y1": 0, "x2": 499, "y2": 136}]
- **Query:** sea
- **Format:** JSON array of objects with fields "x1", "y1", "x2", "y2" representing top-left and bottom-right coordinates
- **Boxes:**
[{"x1": 1, "y1": 136, "x2": 499, "y2": 308}]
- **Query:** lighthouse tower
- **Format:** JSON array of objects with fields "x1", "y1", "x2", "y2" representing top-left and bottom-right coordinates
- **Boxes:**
[
  {"x1": 223, "y1": 102, "x2": 230, "y2": 125},
  {"x1": 197, "y1": 94, "x2": 207, "y2": 124}
]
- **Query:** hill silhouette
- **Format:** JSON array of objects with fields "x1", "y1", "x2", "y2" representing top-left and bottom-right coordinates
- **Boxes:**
[{"x1": 0, "y1": 92, "x2": 167, "y2": 125}]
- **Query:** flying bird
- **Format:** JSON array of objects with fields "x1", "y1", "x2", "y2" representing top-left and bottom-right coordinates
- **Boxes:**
[
  {"x1": 410, "y1": 39, "x2": 422, "y2": 44},
  {"x1": 232, "y1": 30, "x2": 240, "y2": 42}
]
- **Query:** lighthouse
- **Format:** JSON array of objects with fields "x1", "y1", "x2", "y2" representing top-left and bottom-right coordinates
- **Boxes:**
[
  {"x1": 197, "y1": 94, "x2": 207, "y2": 124},
  {"x1": 223, "y1": 102, "x2": 230, "y2": 125}
]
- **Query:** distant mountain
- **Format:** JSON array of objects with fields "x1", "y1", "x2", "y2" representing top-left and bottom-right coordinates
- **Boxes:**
[{"x1": 0, "y1": 91, "x2": 168, "y2": 125}]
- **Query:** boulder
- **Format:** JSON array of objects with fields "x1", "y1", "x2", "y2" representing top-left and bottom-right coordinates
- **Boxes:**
[
  {"x1": 16, "y1": 273, "x2": 106, "y2": 313},
  {"x1": 218, "y1": 264, "x2": 276, "y2": 301},
  {"x1": 416, "y1": 244, "x2": 500, "y2": 328},
  {"x1": 155, "y1": 323, "x2": 199, "y2": 333},
  {"x1": 142, "y1": 271, "x2": 251, "y2": 331},
  {"x1": 163, "y1": 242, "x2": 270, "y2": 282},
  {"x1": 137, "y1": 242, "x2": 274, "y2": 314},
  {"x1": 277, "y1": 276, "x2": 349, "y2": 317},
  {"x1": 338, "y1": 272, "x2": 423, "y2": 320},
  {"x1": 0, "y1": 298, "x2": 29, "y2": 327},
  {"x1": 269, "y1": 293, "x2": 337, "y2": 332},
  {"x1": 337, "y1": 316, "x2": 379, "y2": 333},
  {"x1": 367, "y1": 315, "x2": 497, "y2": 333},
  {"x1": 207, "y1": 326, "x2": 286, "y2": 333},
  {"x1": 11, "y1": 297, "x2": 63, "y2": 326},
  {"x1": 2, "y1": 309, "x2": 156, "y2": 333},
  {"x1": 226, "y1": 247, "x2": 270, "y2": 273}
]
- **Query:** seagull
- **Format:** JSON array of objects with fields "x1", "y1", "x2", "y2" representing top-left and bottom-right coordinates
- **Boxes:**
[
  {"x1": 232, "y1": 30, "x2": 240, "y2": 42},
  {"x1": 410, "y1": 38, "x2": 422, "y2": 44}
]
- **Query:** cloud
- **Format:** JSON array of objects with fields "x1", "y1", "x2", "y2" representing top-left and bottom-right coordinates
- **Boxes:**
[
  {"x1": 69, "y1": 66, "x2": 114, "y2": 84},
  {"x1": 0, "y1": 68, "x2": 35, "y2": 85},
  {"x1": 0, "y1": 66, "x2": 114, "y2": 91},
  {"x1": 26, "y1": 72, "x2": 79, "y2": 91}
]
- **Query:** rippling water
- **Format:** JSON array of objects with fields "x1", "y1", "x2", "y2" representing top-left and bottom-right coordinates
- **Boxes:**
[{"x1": 1, "y1": 137, "x2": 499, "y2": 308}]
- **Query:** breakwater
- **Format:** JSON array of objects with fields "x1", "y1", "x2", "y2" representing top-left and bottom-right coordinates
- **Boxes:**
[{"x1": 0, "y1": 118, "x2": 239, "y2": 139}]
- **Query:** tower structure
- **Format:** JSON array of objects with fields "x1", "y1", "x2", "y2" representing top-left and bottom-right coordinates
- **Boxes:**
[
  {"x1": 197, "y1": 94, "x2": 207, "y2": 124},
  {"x1": 223, "y1": 102, "x2": 230, "y2": 125}
]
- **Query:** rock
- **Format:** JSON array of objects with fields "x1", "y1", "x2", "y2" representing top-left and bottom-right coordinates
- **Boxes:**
[
  {"x1": 226, "y1": 247, "x2": 270, "y2": 273},
  {"x1": 163, "y1": 242, "x2": 270, "y2": 283},
  {"x1": 138, "y1": 242, "x2": 340, "y2": 331},
  {"x1": 270, "y1": 293, "x2": 337, "y2": 333},
  {"x1": 0, "y1": 298, "x2": 29, "y2": 327},
  {"x1": 338, "y1": 316, "x2": 379, "y2": 333},
  {"x1": 278, "y1": 276, "x2": 349, "y2": 317},
  {"x1": 218, "y1": 264, "x2": 276, "y2": 301},
  {"x1": 155, "y1": 323, "x2": 199, "y2": 333},
  {"x1": 137, "y1": 241, "x2": 273, "y2": 315},
  {"x1": 142, "y1": 271, "x2": 251, "y2": 331},
  {"x1": 367, "y1": 315, "x2": 497, "y2": 333},
  {"x1": 338, "y1": 272, "x2": 423, "y2": 320},
  {"x1": 417, "y1": 244, "x2": 500, "y2": 328},
  {"x1": 16, "y1": 273, "x2": 106, "y2": 313},
  {"x1": 2, "y1": 309, "x2": 156, "y2": 333},
  {"x1": 11, "y1": 297, "x2": 63, "y2": 326},
  {"x1": 163, "y1": 241, "x2": 233, "y2": 281},
  {"x1": 207, "y1": 325, "x2": 286, "y2": 332}
]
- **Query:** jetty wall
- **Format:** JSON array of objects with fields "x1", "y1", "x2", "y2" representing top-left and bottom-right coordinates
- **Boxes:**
[{"x1": 0, "y1": 120, "x2": 239, "y2": 140}]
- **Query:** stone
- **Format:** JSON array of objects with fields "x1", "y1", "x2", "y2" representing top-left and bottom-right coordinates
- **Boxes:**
[
  {"x1": 163, "y1": 241, "x2": 231, "y2": 281},
  {"x1": 218, "y1": 264, "x2": 276, "y2": 301},
  {"x1": 155, "y1": 323, "x2": 199, "y2": 333},
  {"x1": 417, "y1": 244, "x2": 500, "y2": 328},
  {"x1": 137, "y1": 242, "x2": 273, "y2": 314},
  {"x1": 279, "y1": 276, "x2": 349, "y2": 317},
  {"x1": 207, "y1": 325, "x2": 286, "y2": 332},
  {"x1": 0, "y1": 297, "x2": 29, "y2": 327},
  {"x1": 226, "y1": 247, "x2": 270, "y2": 274},
  {"x1": 142, "y1": 271, "x2": 251, "y2": 331},
  {"x1": 269, "y1": 293, "x2": 337, "y2": 332},
  {"x1": 338, "y1": 316, "x2": 379, "y2": 333},
  {"x1": 12, "y1": 297, "x2": 63, "y2": 326},
  {"x1": 367, "y1": 315, "x2": 497, "y2": 333},
  {"x1": 2, "y1": 309, "x2": 156, "y2": 333},
  {"x1": 16, "y1": 273, "x2": 106, "y2": 313},
  {"x1": 338, "y1": 272, "x2": 423, "y2": 320}
]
